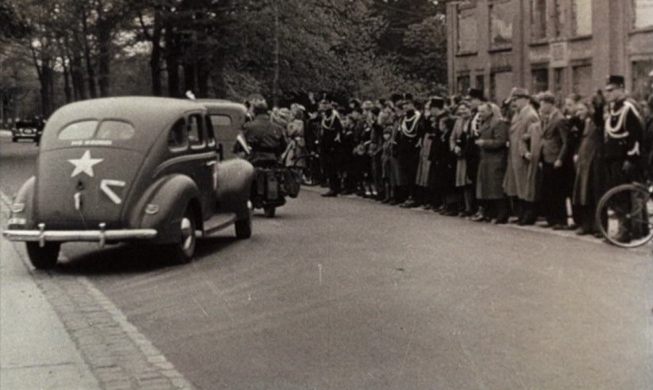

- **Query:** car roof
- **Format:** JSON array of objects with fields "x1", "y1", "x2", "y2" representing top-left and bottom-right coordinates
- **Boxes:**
[
  {"x1": 196, "y1": 99, "x2": 248, "y2": 115},
  {"x1": 41, "y1": 97, "x2": 206, "y2": 149}
]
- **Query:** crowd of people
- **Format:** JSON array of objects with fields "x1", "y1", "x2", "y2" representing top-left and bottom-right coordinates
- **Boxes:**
[{"x1": 267, "y1": 75, "x2": 652, "y2": 243}]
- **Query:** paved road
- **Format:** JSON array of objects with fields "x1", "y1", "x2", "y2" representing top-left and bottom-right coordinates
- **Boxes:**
[{"x1": 1, "y1": 136, "x2": 652, "y2": 389}]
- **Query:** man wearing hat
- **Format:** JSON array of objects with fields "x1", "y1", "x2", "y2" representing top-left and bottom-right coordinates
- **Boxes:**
[
  {"x1": 466, "y1": 88, "x2": 485, "y2": 219},
  {"x1": 414, "y1": 96, "x2": 444, "y2": 208},
  {"x1": 603, "y1": 75, "x2": 645, "y2": 242},
  {"x1": 536, "y1": 91, "x2": 570, "y2": 229},
  {"x1": 503, "y1": 87, "x2": 540, "y2": 225}
]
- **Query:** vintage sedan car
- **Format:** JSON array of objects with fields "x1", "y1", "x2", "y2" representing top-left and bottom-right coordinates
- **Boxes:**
[
  {"x1": 3, "y1": 97, "x2": 255, "y2": 269},
  {"x1": 196, "y1": 99, "x2": 249, "y2": 160},
  {"x1": 12, "y1": 119, "x2": 44, "y2": 143}
]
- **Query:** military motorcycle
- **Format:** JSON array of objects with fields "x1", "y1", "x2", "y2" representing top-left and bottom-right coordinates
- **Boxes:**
[{"x1": 238, "y1": 135, "x2": 302, "y2": 217}]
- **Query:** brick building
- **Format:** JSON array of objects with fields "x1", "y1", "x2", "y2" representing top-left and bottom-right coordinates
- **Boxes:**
[{"x1": 446, "y1": 0, "x2": 653, "y2": 103}]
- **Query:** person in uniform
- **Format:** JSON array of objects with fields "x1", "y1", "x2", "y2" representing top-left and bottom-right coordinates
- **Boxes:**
[
  {"x1": 602, "y1": 75, "x2": 645, "y2": 242},
  {"x1": 396, "y1": 95, "x2": 425, "y2": 208},
  {"x1": 241, "y1": 96, "x2": 287, "y2": 165},
  {"x1": 319, "y1": 100, "x2": 345, "y2": 197},
  {"x1": 503, "y1": 88, "x2": 540, "y2": 224},
  {"x1": 474, "y1": 102, "x2": 509, "y2": 223}
]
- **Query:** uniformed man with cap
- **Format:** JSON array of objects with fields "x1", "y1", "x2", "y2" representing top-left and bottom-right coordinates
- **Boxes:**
[
  {"x1": 319, "y1": 99, "x2": 344, "y2": 197},
  {"x1": 603, "y1": 75, "x2": 645, "y2": 242},
  {"x1": 240, "y1": 95, "x2": 287, "y2": 164}
]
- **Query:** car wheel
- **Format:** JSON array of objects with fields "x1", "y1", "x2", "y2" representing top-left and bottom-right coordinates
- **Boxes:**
[
  {"x1": 235, "y1": 214, "x2": 252, "y2": 239},
  {"x1": 25, "y1": 242, "x2": 60, "y2": 269},
  {"x1": 167, "y1": 207, "x2": 197, "y2": 264},
  {"x1": 263, "y1": 206, "x2": 276, "y2": 218}
]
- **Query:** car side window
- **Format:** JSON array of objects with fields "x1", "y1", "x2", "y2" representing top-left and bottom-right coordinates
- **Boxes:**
[
  {"x1": 188, "y1": 114, "x2": 205, "y2": 149},
  {"x1": 205, "y1": 116, "x2": 216, "y2": 148},
  {"x1": 168, "y1": 118, "x2": 188, "y2": 151}
]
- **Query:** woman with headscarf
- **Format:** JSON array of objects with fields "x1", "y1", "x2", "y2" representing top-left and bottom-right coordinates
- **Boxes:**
[{"x1": 572, "y1": 98, "x2": 606, "y2": 235}]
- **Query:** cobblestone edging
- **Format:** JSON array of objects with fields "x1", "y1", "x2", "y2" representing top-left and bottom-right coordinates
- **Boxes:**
[{"x1": 1, "y1": 192, "x2": 196, "y2": 390}]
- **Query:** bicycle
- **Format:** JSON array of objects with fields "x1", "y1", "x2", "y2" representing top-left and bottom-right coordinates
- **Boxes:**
[
  {"x1": 595, "y1": 181, "x2": 653, "y2": 248},
  {"x1": 291, "y1": 151, "x2": 321, "y2": 187}
]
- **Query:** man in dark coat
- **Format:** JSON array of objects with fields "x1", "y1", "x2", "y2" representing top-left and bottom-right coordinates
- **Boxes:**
[
  {"x1": 603, "y1": 75, "x2": 645, "y2": 242},
  {"x1": 319, "y1": 100, "x2": 344, "y2": 197},
  {"x1": 474, "y1": 102, "x2": 509, "y2": 223},
  {"x1": 429, "y1": 101, "x2": 457, "y2": 214},
  {"x1": 396, "y1": 96, "x2": 425, "y2": 208},
  {"x1": 242, "y1": 97, "x2": 287, "y2": 164},
  {"x1": 537, "y1": 91, "x2": 570, "y2": 229}
]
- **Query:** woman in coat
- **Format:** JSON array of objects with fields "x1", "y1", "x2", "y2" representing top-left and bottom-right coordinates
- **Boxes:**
[
  {"x1": 474, "y1": 103, "x2": 510, "y2": 223},
  {"x1": 450, "y1": 101, "x2": 475, "y2": 216},
  {"x1": 572, "y1": 100, "x2": 605, "y2": 235}
]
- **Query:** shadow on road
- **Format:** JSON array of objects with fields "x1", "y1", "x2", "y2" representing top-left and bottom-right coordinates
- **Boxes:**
[{"x1": 56, "y1": 236, "x2": 240, "y2": 276}]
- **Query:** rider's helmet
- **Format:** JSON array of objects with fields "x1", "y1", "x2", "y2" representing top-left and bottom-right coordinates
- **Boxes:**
[{"x1": 249, "y1": 94, "x2": 268, "y2": 115}]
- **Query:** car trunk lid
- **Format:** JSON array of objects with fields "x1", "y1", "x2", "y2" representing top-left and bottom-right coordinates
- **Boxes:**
[{"x1": 34, "y1": 147, "x2": 144, "y2": 229}]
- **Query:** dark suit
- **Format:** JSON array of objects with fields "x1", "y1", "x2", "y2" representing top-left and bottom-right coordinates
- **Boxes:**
[{"x1": 539, "y1": 108, "x2": 570, "y2": 226}]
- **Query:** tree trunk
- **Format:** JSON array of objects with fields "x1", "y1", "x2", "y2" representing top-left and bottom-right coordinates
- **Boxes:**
[
  {"x1": 96, "y1": 22, "x2": 111, "y2": 97},
  {"x1": 62, "y1": 59, "x2": 72, "y2": 103},
  {"x1": 150, "y1": 10, "x2": 163, "y2": 96},
  {"x1": 82, "y1": 8, "x2": 97, "y2": 98},
  {"x1": 164, "y1": 24, "x2": 180, "y2": 97},
  {"x1": 183, "y1": 62, "x2": 196, "y2": 96}
]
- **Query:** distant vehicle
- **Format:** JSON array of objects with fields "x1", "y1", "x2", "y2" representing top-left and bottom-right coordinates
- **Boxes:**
[
  {"x1": 3, "y1": 97, "x2": 255, "y2": 269},
  {"x1": 12, "y1": 118, "x2": 44, "y2": 143}
]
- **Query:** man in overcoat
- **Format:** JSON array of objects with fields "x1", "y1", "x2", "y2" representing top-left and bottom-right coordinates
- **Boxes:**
[
  {"x1": 503, "y1": 88, "x2": 540, "y2": 224},
  {"x1": 474, "y1": 102, "x2": 509, "y2": 223}
]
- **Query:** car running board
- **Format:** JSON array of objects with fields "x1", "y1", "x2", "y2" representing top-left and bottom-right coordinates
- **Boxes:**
[{"x1": 198, "y1": 213, "x2": 238, "y2": 238}]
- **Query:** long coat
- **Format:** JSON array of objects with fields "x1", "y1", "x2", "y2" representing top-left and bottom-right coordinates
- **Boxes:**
[
  {"x1": 428, "y1": 115, "x2": 456, "y2": 191},
  {"x1": 476, "y1": 117, "x2": 509, "y2": 200},
  {"x1": 523, "y1": 121, "x2": 544, "y2": 202},
  {"x1": 539, "y1": 108, "x2": 570, "y2": 164},
  {"x1": 503, "y1": 105, "x2": 539, "y2": 199},
  {"x1": 572, "y1": 119, "x2": 604, "y2": 206}
]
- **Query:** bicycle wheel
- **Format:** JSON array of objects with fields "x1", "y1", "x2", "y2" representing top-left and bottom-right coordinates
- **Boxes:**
[{"x1": 595, "y1": 183, "x2": 653, "y2": 248}]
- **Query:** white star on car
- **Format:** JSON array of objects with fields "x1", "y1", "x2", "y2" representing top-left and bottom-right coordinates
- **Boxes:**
[{"x1": 68, "y1": 150, "x2": 104, "y2": 178}]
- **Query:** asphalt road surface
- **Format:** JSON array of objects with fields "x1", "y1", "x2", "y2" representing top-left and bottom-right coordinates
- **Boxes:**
[{"x1": 1, "y1": 135, "x2": 652, "y2": 389}]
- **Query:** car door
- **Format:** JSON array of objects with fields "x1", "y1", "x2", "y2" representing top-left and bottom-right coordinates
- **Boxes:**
[{"x1": 186, "y1": 113, "x2": 217, "y2": 217}]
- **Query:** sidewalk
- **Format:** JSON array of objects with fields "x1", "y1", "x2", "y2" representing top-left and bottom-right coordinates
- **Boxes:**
[{"x1": 0, "y1": 202, "x2": 100, "y2": 389}]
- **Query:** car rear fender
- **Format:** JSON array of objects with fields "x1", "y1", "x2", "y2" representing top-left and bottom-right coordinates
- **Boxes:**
[
  {"x1": 7, "y1": 177, "x2": 35, "y2": 229},
  {"x1": 215, "y1": 159, "x2": 255, "y2": 220},
  {"x1": 130, "y1": 174, "x2": 202, "y2": 243}
]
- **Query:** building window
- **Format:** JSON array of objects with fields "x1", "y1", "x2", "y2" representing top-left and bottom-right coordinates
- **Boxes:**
[
  {"x1": 632, "y1": 60, "x2": 653, "y2": 100},
  {"x1": 572, "y1": 0, "x2": 592, "y2": 36},
  {"x1": 633, "y1": 0, "x2": 653, "y2": 30},
  {"x1": 490, "y1": 70, "x2": 513, "y2": 102},
  {"x1": 531, "y1": 0, "x2": 547, "y2": 41},
  {"x1": 457, "y1": 74, "x2": 471, "y2": 94},
  {"x1": 572, "y1": 64, "x2": 592, "y2": 96},
  {"x1": 475, "y1": 74, "x2": 485, "y2": 94},
  {"x1": 489, "y1": 0, "x2": 513, "y2": 48},
  {"x1": 457, "y1": 5, "x2": 478, "y2": 53},
  {"x1": 531, "y1": 67, "x2": 549, "y2": 93},
  {"x1": 553, "y1": 0, "x2": 564, "y2": 37}
]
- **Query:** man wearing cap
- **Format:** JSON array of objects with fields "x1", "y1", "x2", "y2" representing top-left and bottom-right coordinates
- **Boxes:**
[
  {"x1": 603, "y1": 75, "x2": 645, "y2": 242},
  {"x1": 503, "y1": 87, "x2": 540, "y2": 224},
  {"x1": 397, "y1": 95, "x2": 425, "y2": 208},
  {"x1": 319, "y1": 100, "x2": 345, "y2": 197},
  {"x1": 536, "y1": 91, "x2": 570, "y2": 229},
  {"x1": 240, "y1": 96, "x2": 287, "y2": 164}
]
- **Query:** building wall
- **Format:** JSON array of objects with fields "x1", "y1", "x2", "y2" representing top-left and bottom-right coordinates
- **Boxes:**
[{"x1": 447, "y1": 0, "x2": 653, "y2": 103}]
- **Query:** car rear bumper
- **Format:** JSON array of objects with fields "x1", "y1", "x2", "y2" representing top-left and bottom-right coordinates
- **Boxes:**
[{"x1": 3, "y1": 226, "x2": 157, "y2": 246}]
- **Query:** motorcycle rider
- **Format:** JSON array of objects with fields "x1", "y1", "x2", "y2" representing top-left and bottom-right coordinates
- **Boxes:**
[{"x1": 239, "y1": 95, "x2": 287, "y2": 165}]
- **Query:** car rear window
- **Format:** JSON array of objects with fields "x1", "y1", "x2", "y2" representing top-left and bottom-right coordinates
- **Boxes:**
[
  {"x1": 210, "y1": 115, "x2": 232, "y2": 126},
  {"x1": 96, "y1": 120, "x2": 135, "y2": 140},
  {"x1": 58, "y1": 120, "x2": 98, "y2": 140}
]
